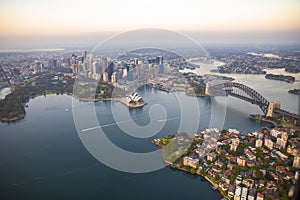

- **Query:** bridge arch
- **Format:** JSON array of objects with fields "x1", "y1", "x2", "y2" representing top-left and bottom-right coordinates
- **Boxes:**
[{"x1": 207, "y1": 82, "x2": 270, "y2": 115}]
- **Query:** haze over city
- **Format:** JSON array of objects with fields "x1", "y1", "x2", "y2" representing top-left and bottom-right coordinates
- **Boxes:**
[{"x1": 1, "y1": 0, "x2": 300, "y2": 48}]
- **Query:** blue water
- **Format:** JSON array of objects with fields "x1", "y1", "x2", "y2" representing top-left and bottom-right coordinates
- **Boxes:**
[{"x1": 0, "y1": 76, "x2": 298, "y2": 199}]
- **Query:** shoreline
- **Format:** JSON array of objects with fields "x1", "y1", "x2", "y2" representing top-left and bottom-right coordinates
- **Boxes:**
[
  {"x1": 151, "y1": 139, "x2": 227, "y2": 199},
  {"x1": 0, "y1": 93, "x2": 116, "y2": 122},
  {"x1": 248, "y1": 114, "x2": 277, "y2": 127}
]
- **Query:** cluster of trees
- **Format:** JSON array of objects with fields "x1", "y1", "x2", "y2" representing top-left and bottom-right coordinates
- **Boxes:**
[
  {"x1": 0, "y1": 72, "x2": 119, "y2": 121},
  {"x1": 0, "y1": 73, "x2": 74, "y2": 121}
]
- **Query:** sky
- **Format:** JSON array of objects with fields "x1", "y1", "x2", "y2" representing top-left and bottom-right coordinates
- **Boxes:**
[{"x1": 0, "y1": 0, "x2": 300, "y2": 47}]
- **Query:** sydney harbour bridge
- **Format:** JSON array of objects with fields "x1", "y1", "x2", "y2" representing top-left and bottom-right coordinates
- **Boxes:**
[{"x1": 206, "y1": 82, "x2": 299, "y2": 121}]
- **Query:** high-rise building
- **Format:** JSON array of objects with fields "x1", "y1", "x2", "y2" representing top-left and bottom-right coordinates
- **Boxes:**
[
  {"x1": 53, "y1": 59, "x2": 58, "y2": 68},
  {"x1": 111, "y1": 72, "x2": 118, "y2": 83},
  {"x1": 156, "y1": 56, "x2": 163, "y2": 65},
  {"x1": 134, "y1": 58, "x2": 138, "y2": 65},
  {"x1": 83, "y1": 50, "x2": 87, "y2": 60},
  {"x1": 102, "y1": 72, "x2": 109, "y2": 82},
  {"x1": 122, "y1": 68, "x2": 127, "y2": 78},
  {"x1": 106, "y1": 62, "x2": 114, "y2": 81}
]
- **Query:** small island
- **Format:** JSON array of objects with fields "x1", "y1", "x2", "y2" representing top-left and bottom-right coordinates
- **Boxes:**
[
  {"x1": 265, "y1": 74, "x2": 295, "y2": 83},
  {"x1": 288, "y1": 89, "x2": 300, "y2": 95}
]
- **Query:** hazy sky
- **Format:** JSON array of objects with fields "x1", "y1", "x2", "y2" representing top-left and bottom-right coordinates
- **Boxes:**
[{"x1": 0, "y1": 0, "x2": 300, "y2": 46}]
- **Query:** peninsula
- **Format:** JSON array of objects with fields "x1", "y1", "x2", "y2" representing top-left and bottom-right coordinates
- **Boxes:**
[{"x1": 152, "y1": 127, "x2": 300, "y2": 200}]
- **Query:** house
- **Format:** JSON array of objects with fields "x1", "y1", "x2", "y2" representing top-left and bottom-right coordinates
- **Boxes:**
[
  {"x1": 244, "y1": 148, "x2": 256, "y2": 160},
  {"x1": 214, "y1": 160, "x2": 223, "y2": 168},
  {"x1": 218, "y1": 182, "x2": 229, "y2": 192},
  {"x1": 259, "y1": 180, "x2": 265, "y2": 187},
  {"x1": 256, "y1": 192, "x2": 264, "y2": 200},
  {"x1": 284, "y1": 171, "x2": 295, "y2": 180},
  {"x1": 228, "y1": 185, "x2": 235, "y2": 198},
  {"x1": 269, "y1": 171, "x2": 279, "y2": 181},
  {"x1": 241, "y1": 187, "x2": 248, "y2": 200},
  {"x1": 247, "y1": 160, "x2": 256, "y2": 168},
  {"x1": 276, "y1": 166, "x2": 286, "y2": 174},
  {"x1": 206, "y1": 152, "x2": 216, "y2": 162},
  {"x1": 234, "y1": 186, "x2": 241, "y2": 200},
  {"x1": 235, "y1": 175, "x2": 243, "y2": 186},
  {"x1": 247, "y1": 189, "x2": 256, "y2": 200},
  {"x1": 242, "y1": 179, "x2": 254, "y2": 188},
  {"x1": 276, "y1": 151, "x2": 288, "y2": 161}
]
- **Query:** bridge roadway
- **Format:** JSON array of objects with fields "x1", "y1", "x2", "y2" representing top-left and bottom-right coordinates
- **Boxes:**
[{"x1": 209, "y1": 82, "x2": 299, "y2": 120}]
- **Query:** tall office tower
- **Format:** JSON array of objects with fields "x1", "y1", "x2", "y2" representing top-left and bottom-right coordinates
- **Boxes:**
[
  {"x1": 102, "y1": 72, "x2": 109, "y2": 82},
  {"x1": 71, "y1": 53, "x2": 77, "y2": 64},
  {"x1": 66, "y1": 58, "x2": 71, "y2": 68},
  {"x1": 164, "y1": 63, "x2": 171, "y2": 74},
  {"x1": 134, "y1": 58, "x2": 138, "y2": 65},
  {"x1": 122, "y1": 68, "x2": 127, "y2": 78},
  {"x1": 53, "y1": 59, "x2": 58, "y2": 68},
  {"x1": 106, "y1": 62, "x2": 114, "y2": 81},
  {"x1": 43, "y1": 60, "x2": 49, "y2": 68},
  {"x1": 135, "y1": 64, "x2": 140, "y2": 79},
  {"x1": 92, "y1": 62, "x2": 97, "y2": 74},
  {"x1": 111, "y1": 72, "x2": 118, "y2": 83},
  {"x1": 126, "y1": 64, "x2": 135, "y2": 81},
  {"x1": 153, "y1": 64, "x2": 159, "y2": 77},
  {"x1": 156, "y1": 56, "x2": 163, "y2": 65},
  {"x1": 78, "y1": 56, "x2": 84, "y2": 64},
  {"x1": 100, "y1": 58, "x2": 108, "y2": 70},
  {"x1": 88, "y1": 54, "x2": 93, "y2": 71},
  {"x1": 148, "y1": 64, "x2": 153, "y2": 78},
  {"x1": 83, "y1": 50, "x2": 87, "y2": 60}
]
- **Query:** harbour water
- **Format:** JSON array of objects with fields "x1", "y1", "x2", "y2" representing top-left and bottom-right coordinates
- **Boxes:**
[{"x1": 0, "y1": 73, "x2": 298, "y2": 200}]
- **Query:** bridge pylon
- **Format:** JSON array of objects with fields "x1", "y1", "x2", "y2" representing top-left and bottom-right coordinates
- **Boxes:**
[{"x1": 266, "y1": 101, "x2": 281, "y2": 117}]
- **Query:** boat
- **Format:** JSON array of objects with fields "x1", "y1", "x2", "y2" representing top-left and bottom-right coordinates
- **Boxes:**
[{"x1": 65, "y1": 109, "x2": 69, "y2": 112}]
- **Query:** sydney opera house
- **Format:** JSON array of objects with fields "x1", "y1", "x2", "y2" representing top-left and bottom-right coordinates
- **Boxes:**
[{"x1": 120, "y1": 93, "x2": 147, "y2": 108}]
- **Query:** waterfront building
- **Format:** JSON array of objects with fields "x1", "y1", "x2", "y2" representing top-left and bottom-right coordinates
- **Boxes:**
[{"x1": 183, "y1": 156, "x2": 199, "y2": 169}]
